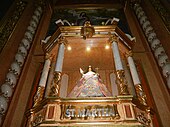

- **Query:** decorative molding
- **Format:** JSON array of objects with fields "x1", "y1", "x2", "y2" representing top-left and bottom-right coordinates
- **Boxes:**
[
  {"x1": 80, "y1": 21, "x2": 95, "y2": 40},
  {"x1": 0, "y1": 5, "x2": 43, "y2": 126},
  {"x1": 0, "y1": 1, "x2": 27, "y2": 52},
  {"x1": 149, "y1": 0, "x2": 170, "y2": 32},
  {"x1": 108, "y1": 34, "x2": 119, "y2": 43},
  {"x1": 136, "y1": 112, "x2": 151, "y2": 125},
  {"x1": 26, "y1": 96, "x2": 154, "y2": 126},
  {"x1": 31, "y1": 113, "x2": 44, "y2": 126},
  {"x1": 133, "y1": 3, "x2": 170, "y2": 89}
]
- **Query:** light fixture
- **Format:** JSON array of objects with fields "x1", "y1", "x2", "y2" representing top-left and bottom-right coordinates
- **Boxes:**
[
  {"x1": 67, "y1": 45, "x2": 72, "y2": 51},
  {"x1": 105, "y1": 44, "x2": 110, "y2": 49},
  {"x1": 86, "y1": 46, "x2": 91, "y2": 51}
]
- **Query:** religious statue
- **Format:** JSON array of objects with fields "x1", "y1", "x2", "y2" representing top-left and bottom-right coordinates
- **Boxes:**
[{"x1": 68, "y1": 66, "x2": 111, "y2": 97}]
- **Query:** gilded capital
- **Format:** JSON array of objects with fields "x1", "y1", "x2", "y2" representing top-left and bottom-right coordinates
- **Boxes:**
[
  {"x1": 108, "y1": 35, "x2": 119, "y2": 44},
  {"x1": 125, "y1": 50, "x2": 133, "y2": 58},
  {"x1": 45, "y1": 53, "x2": 53, "y2": 60},
  {"x1": 58, "y1": 36, "x2": 68, "y2": 46}
]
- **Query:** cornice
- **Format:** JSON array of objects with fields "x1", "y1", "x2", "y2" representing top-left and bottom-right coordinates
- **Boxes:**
[{"x1": 43, "y1": 25, "x2": 135, "y2": 54}]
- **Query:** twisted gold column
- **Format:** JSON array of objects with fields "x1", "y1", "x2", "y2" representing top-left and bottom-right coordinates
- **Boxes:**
[
  {"x1": 48, "y1": 37, "x2": 67, "y2": 97},
  {"x1": 135, "y1": 84, "x2": 147, "y2": 105},
  {"x1": 109, "y1": 35, "x2": 129, "y2": 95},
  {"x1": 116, "y1": 70, "x2": 129, "y2": 95},
  {"x1": 49, "y1": 71, "x2": 62, "y2": 97},
  {"x1": 33, "y1": 86, "x2": 45, "y2": 106},
  {"x1": 33, "y1": 54, "x2": 52, "y2": 106},
  {"x1": 126, "y1": 51, "x2": 147, "y2": 105}
]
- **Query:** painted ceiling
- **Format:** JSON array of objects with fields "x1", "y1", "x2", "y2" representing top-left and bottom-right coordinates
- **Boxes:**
[{"x1": 47, "y1": 8, "x2": 131, "y2": 36}]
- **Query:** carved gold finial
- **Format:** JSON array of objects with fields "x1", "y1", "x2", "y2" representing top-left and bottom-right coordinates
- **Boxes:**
[
  {"x1": 33, "y1": 86, "x2": 45, "y2": 106},
  {"x1": 84, "y1": 21, "x2": 91, "y2": 27},
  {"x1": 81, "y1": 21, "x2": 95, "y2": 40},
  {"x1": 49, "y1": 71, "x2": 62, "y2": 97},
  {"x1": 116, "y1": 70, "x2": 129, "y2": 95}
]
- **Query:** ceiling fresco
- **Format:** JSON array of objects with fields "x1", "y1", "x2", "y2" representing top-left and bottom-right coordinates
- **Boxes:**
[{"x1": 47, "y1": 8, "x2": 131, "y2": 36}]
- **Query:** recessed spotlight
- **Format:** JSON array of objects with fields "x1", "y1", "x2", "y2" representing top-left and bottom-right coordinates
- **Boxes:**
[
  {"x1": 67, "y1": 46, "x2": 72, "y2": 51},
  {"x1": 105, "y1": 44, "x2": 110, "y2": 49},
  {"x1": 86, "y1": 47, "x2": 91, "y2": 51}
]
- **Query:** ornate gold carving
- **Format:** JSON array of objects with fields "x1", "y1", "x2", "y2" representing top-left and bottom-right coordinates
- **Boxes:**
[
  {"x1": 33, "y1": 86, "x2": 45, "y2": 106},
  {"x1": 136, "y1": 112, "x2": 151, "y2": 126},
  {"x1": 135, "y1": 84, "x2": 147, "y2": 105},
  {"x1": 31, "y1": 113, "x2": 44, "y2": 126},
  {"x1": 125, "y1": 50, "x2": 133, "y2": 58},
  {"x1": 58, "y1": 36, "x2": 68, "y2": 46},
  {"x1": 0, "y1": 1, "x2": 26, "y2": 52},
  {"x1": 108, "y1": 35, "x2": 119, "y2": 44},
  {"x1": 49, "y1": 71, "x2": 61, "y2": 97},
  {"x1": 116, "y1": 70, "x2": 129, "y2": 95},
  {"x1": 45, "y1": 53, "x2": 53, "y2": 60},
  {"x1": 26, "y1": 96, "x2": 154, "y2": 126},
  {"x1": 81, "y1": 21, "x2": 95, "y2": 40}
]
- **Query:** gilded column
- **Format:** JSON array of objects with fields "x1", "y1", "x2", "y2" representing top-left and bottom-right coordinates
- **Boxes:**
[
  {"x1": 49, "y1": 37, "x2": 67, "y2": 97},
  {"x1": 133, "y1": 3, "x2": 170, "y2": 89},
  {"x1": 110, "y1": 35, "x2": 129, "y2": 95},
  {"x1": 126, "y1": 51, "x2": 147, "y2": 105},
  {"x1": 33, "y1": 53, "x2": 52, "y2": 106}
]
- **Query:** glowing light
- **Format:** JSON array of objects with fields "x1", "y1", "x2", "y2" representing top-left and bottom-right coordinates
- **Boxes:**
[
  {"x1": 67, "y1": 46, "x2": 72, "y2": 51},
  {"x1": 105, "y1": 44, "x2": 110, "y2": 49},
  {"x1": 86, "y1": 47, "x2": 91, "y2": 51}
]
